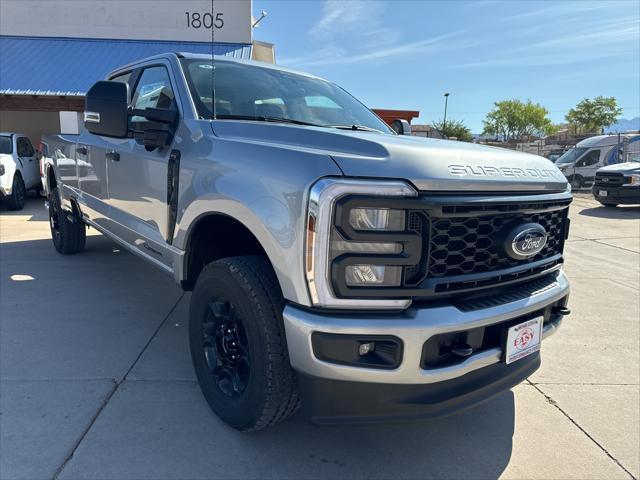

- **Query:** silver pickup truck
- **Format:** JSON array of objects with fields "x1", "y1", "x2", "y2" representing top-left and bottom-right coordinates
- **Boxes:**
[{"x1": 43, "y1": 53, "x2": 571, "y2": 431}]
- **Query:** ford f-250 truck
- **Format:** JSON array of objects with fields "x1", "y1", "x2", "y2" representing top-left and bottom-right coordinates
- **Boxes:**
[{"x1": 43, "y1": 53, "x2": 571, "y2": 431}]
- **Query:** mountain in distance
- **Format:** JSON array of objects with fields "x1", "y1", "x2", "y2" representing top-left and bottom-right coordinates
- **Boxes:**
[{"x1": 606, "y1": 117, "x2": 640, "y2": 133}]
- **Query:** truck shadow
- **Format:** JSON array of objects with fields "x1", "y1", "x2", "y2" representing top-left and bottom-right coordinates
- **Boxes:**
[
  {"x1": 246, "y1": 394, "x2": 515, "y2": 479},
  {"x1": 578, "y1": 205, "x2": 640, "y2": 220},
  {"x1": 1, "y1": 234, "x2": 515, "y2": 479}
]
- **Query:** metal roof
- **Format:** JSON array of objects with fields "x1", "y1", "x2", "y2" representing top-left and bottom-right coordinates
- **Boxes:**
[{"x1": 0, "y1": 36, "x2": 252, "y2": 96}]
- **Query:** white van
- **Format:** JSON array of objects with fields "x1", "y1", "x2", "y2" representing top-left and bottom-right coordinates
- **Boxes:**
[{"x1": 555, "y1": 134, "x2": 640, "y2": 189}]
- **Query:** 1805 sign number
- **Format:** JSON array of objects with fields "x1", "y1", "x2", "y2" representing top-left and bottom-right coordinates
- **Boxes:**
[{"x1": 185, "y1": 12, "x2": 224, "y2": 29}]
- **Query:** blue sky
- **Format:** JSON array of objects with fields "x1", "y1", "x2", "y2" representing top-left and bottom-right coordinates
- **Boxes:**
[{"x1": 252, "y1": 0, "x2": 640, "y2": 132}]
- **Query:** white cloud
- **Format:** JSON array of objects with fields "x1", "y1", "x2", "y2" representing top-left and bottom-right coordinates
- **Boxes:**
[
  {"x1": 282, "y1": 0, "x2": 467, "y2": 68},
  {"x1": 310, "y1": 0, "x2": 380, "y2": 39},
  {"x1": 447, "y1": 16, "x2": 639, "y2": 69},
  {"x1": 294, "y1": 31, "x2": 469, "y2": 68},
  {"x1": 498, "y1": 1, "x2": 613, "y2": 22}
]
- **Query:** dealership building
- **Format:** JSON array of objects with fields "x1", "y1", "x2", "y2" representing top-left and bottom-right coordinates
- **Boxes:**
[
  {"x1": 0, "y1": 0, "x2": 273, "y2": 143},
  {"x1": 0, "y1": 0, "x2": 423, "y2": 145}
]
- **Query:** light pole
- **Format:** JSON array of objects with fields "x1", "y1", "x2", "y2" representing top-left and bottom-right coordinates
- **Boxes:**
[{"x1": 443, "y1": 92, "x2": 450, "y2": 139}]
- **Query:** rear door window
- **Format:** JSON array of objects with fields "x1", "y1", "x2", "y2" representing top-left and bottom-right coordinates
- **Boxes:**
[{"x1": 17, "y1": 137, "x2": 35, "y2": 157}]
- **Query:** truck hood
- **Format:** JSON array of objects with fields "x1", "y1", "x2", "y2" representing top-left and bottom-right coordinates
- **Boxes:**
[
  {"x1": 211, "y1": 121, "x2": 568, "y2": 192},
  {"x1": 598, "y1": 162, "x2": 640, "y2": 174}
]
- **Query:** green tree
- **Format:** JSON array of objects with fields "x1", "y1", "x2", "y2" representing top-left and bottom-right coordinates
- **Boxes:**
[
  {"x1": 482, "y1": 99, "x2": 554, "y2": 141},
  {"x1": 565, "y1": 96, "x2": 622, "y2": 134},
  {"x1": 432, "y1": 118, "x2": 473, "y2": 142}
]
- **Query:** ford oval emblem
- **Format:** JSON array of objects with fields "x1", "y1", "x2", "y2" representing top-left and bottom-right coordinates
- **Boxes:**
[{"x1": 505, "y1": 223, "x2": 548, "y2": 260}]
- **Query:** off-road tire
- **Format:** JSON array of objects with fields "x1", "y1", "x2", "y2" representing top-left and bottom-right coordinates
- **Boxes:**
[
  {"x1": 6, "y1": 174, "x2": 26, "y2": 211},
  {"x1": 49, "y1": 188, "x2": 86, "y2": 254},
  {"x1": 189, "y1": 256, "x2": 300, "y2": 431}
]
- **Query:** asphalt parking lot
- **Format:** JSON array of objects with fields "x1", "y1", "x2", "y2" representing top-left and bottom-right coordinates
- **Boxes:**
[{"x1": 1, "y1": 192, "x2": 638, "y2": 480}]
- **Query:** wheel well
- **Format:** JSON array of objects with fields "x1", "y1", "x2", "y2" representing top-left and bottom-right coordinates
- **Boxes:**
[{"x1": 182, "y1": 214, "x2": 271, "y2": 291}]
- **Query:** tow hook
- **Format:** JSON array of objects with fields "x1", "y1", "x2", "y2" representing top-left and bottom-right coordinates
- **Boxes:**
[
  {"x1": 449, "y1": 343, "x2": 474, "y2": 358},
  {"x1": 553, "y1": 307, "x2": 571, "y2": 316}
]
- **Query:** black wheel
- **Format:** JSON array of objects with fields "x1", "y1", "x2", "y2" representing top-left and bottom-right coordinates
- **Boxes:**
[
  {"x1": 570, "y1": 175, "x2": 583, "y2": 190},
  {"x1": 599, "y1": 201, "x2": 618, "y2": 208},
  {"x1": 189, "y1": 256, "x2": 300, "y2": 431},
  {"x1": 49, "y1": 188, "x2": 86, "y2": 254},
  {"x1": 6, "y1": 174, "x2": 26, "y2": 211}
]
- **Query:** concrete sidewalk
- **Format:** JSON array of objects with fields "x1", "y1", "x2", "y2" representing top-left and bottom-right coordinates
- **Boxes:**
[{"x1": 1, "y1": 193, "x2": 638, "y2": 480}]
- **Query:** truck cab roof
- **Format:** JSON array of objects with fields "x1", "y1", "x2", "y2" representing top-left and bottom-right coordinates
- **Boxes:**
[{"x1": 107, "y1": 52, "x2": 325, "y2": 83}]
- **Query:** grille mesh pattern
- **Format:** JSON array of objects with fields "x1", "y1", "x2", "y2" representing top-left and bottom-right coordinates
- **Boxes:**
[
  {"x1": 595, "y1": 172, "x2": 625, "y2": 186},
  {"x1": 427, "y1": 208, "x2": 567, "y2": 278}
]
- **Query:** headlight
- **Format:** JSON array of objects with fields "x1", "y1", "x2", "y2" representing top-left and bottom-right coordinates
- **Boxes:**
[
  {"x1": 624, "y1": 174, "x2": 640, "y2": 186},
  {"x1": 348, "y1": 208, "x2": 405, "y2": 231},
  {"x1": 305, "y1": 178, "x2": 421, "y2": 309}
]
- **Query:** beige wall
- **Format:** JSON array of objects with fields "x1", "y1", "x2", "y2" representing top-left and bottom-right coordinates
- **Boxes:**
[
  {"x1": 0, "y1": 111, "x2": 61, "y2": 145},
  {"x1": 252, "y1": 41, "x2": 275, "y2": 64}
]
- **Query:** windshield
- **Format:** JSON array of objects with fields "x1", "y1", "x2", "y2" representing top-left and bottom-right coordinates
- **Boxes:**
[
  {"x1": 0, "y1": 136, "x2": 12, "y2": 154},
  {"x1": 180, "y1": 59, "x2": 392, "y2": 134},
  {"x1": 555, "y1": 147, "x2": 588, "y2": 165}
]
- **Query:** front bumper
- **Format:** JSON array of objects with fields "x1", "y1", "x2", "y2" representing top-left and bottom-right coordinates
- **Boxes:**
[
  {"x1": 592, "y1": 185, "x2": 640, "y2": 205},
  {"x1": 299, "y1": 352, "x2": 540, "y2": 424},
  {"x1": 284, "y1": 270, "x2": 569, "y2": 422}
]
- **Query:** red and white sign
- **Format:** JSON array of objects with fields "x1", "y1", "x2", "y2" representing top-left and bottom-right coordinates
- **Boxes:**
[{"x1": 505, "y1": 317, "x2": 543, "y2": 364}]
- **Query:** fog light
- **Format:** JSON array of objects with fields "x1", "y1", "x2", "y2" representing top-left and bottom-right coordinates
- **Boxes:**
[
  {"x1": 345, "y1": 265, "x2": 402, "y2": 286},
  {"x1": 359, "y1": 342, "x2": 375, "y2": 356}
]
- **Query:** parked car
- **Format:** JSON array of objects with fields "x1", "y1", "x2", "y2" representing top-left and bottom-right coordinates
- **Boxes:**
[
  {"x1": 592, "y1": 160, "x2": 640, "y2": 207},
  {"x1": 43, "y1": 53, "x2": 572, "y2": 431},
  {"x1": 555, "y1": 134, "x2": 640, "y2": 189},
  {"x1": 39, "y1": 134, "x2": 96, "y2": 197},
  {"x1": 0, "y1": 132, "x2": 40, "y2": 210}
]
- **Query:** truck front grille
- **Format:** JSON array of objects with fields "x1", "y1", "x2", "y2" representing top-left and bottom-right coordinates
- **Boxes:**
[
  {"x1": 594, "y1": 172, "x2": 625, "y2": 186},
  {"x1": 405, "y1": 196, "x2": 570, "y2": 295},
  {"x1": 428, "y1": 207, "x2": 566, "y2": 278}
]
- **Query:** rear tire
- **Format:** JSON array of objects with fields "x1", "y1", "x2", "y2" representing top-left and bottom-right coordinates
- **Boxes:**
[
  {"x1": 189, "y1": 256, "x2": 300, "y2": 431},
  {"x1": 49, "y1": 188, "x2": 86, "y2": 254},
  {"x1": 6, "y1": 174, "x2": 26, "y2": 211}
]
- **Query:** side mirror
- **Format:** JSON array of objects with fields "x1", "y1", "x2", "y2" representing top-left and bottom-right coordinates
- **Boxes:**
[
  {"x1": 129, "y1": 107, "x2": 177, "y2": 150},
  {"x1": 84, "y1": 81, "x2": 129, "y2": 138},
  {"x1": 391, "y1": 119, "x2": 412, "y2": 135}
]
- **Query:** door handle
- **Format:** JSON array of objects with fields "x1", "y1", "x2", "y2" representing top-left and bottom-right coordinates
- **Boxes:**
[
  {"x1": 76, "y1": 146, "x2": 88, "y2": 155},
  {"x1": 106, "y1": 150, "x2": 120, "y2": 162}
]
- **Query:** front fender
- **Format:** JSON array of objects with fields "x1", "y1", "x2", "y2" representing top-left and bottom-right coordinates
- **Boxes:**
[{"x1": 173, "y1": 121, "x2": 343, "y2": 306}]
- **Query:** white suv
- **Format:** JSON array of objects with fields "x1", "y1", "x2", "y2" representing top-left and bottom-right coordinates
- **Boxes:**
[{"x1": 0, "y1": 132, "x2": 40, "y2": 210}]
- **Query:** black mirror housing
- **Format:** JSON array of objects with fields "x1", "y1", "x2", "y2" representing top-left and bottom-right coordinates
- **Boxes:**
[
  {"x1": 130, "y1": 107, "x2": 177, "y2": 125},
  {"x1": 84, "y1": 81, "x2": 129, "y2": 138},
  {"x1": 392, "y1": 119, "x2": 412, "y2": 135}
]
